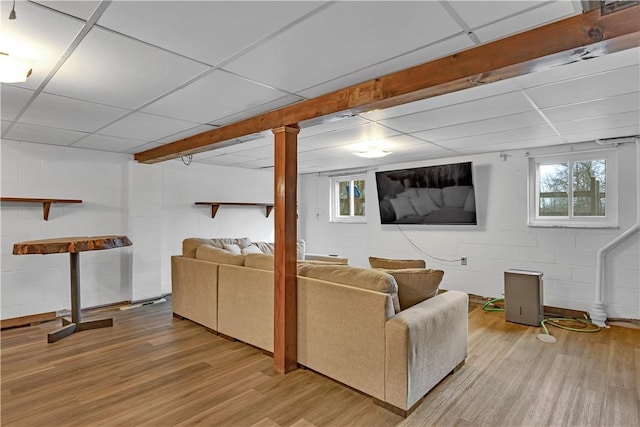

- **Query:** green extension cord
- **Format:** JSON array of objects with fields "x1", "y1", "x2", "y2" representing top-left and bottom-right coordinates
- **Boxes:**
[
  {"x1": 482, "y1": 297, "x2": 505, "y2": 312},
  {"x1": 482, "y1": 297, "x2": 601, "y2": 343},
  {"x1": 540, "y1": 317, "x2": 601, "y2": 335}
]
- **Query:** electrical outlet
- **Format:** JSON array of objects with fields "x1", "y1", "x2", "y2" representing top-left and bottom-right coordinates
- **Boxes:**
[{"x1": 461, "y1": 257, "x2": 467, "y2": 266}]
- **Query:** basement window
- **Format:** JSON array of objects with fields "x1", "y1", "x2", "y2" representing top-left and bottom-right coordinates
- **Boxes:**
[
  {"x1": 528, "y1": 150, "x2": 618, "y2": 228},
  {"x1": 330, "y1": 175, "x2": 367, "y2": 223}
]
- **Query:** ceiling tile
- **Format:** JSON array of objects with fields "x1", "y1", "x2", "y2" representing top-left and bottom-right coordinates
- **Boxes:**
[
  {"x1": 413, "y1": 111, "x2": 547, "y2": 142},
  {"x1": 195, "y1": 153, "x2": 257, "y2": 166},
  {"x1": 454, "y1": 135, "x2": 566, "y2": 154},
  {"x1": 0, "y1": 1, "x2": 84, "y2": 90},
  {"x1": 1, "y1": 84, "x2": 34, "y2": 121},
  {"x1": 4, "y1": 122, "x2": 87, "y2": 146},
  {"x1": 379, "y1": 91, "x2": 533, "y2": 133},
  {"x1": 142, "y1": 70, "x2": 287, "y2": 124},
  {"x1": 33, "y1": 1, "x2": 101, "y2": 20},
  {"x1": 297, "y1": 34, "x2": 475, "y2": 99},
  {"x1": 71, "y1": 134, "x2": 149, "y2": 152},
  {"x1": 517, "y1": 47, "x2": 640, "y2": 89},
  {"x1": 543, "y1": 92, "x2": 640, "y2": 123},
  {"x1": 449, "y1": 1, "x2": 547, "y2": 29},
  {"x1": 300, "y1": 123, "x2": 400, "y2": 149},
  {"x1": 224, "y1": 1, "x2": 463, "y2": 93},
  {"x1": 45, "y1": 27, "x2": 209, "y2": 109},
  {"x1": 124, "y1": 142, "x2": 163, "y2": 154},
  {"x1": 563, "y1": 125, "x2": 640, "y2": 143},
  {"x1": 97, "y1": 112, "x2": 198, "y2": 141},
  {"x1": 97, "y1": 1, "x2": 325, "y2": 66},
  {"x1": 472, "y1": 1, "x2": 577, "y2": 43},
  {"x1": 554, "y1": 111, "x2": 640, "y2": 135},
  {"x1": 19, "y1": 92, "x2": 129, "y2": 132},
  {"x1": 152, "y1": 124, "x2": 219, "y2": 145},
  {"x1": 436, "y1": 125, "x2": 558, "y2": 149},
  {"x1": 525, "y1": 65, "x2": 640, "y2": 109},
  {"x1": 300, "y1": 116, "x2": 370, "y2": 138}
]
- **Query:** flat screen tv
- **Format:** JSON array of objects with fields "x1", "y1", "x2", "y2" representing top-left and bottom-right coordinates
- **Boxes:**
[{"x1": 375, "y1": 161, "x2": 477, "y2": 225}]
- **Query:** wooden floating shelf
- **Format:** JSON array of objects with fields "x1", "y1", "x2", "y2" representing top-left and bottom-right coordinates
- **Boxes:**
[
  {"x1": 195, "y1": 202, "x2": 274, "y2": 219},
  {"x1": 1, "y1": 197, "x2": 83, "y2": 221}
]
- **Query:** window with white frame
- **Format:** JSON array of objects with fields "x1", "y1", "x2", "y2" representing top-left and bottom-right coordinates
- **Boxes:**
[
  {"x1": 528, "y1": 149, "x2": 617, "y2": 228},
  {"x1": 330, "y1": 175, "x2": 366, "y2": 223}
]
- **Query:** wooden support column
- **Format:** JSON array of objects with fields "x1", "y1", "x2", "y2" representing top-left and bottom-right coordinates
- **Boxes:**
[{"x1": 272, "y1": 125, "x2": 299, "y2": 374}]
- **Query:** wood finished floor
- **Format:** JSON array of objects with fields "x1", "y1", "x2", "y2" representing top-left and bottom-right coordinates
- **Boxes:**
[{"x1": 1, "y1": 299, "x2": 638, "y2": 427}]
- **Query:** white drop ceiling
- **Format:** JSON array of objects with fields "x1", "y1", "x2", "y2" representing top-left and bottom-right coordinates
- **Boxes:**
[{"x1": 1, "y1": 1, "x2": 638, "y2": 174}]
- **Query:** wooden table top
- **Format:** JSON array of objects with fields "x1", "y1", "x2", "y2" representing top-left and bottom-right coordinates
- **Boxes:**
[{"x1": 13, "y1": 235, "x2": 132, "y2": 255}]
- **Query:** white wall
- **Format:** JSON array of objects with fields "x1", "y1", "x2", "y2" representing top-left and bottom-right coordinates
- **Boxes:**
[
  {"x1": 1, "y1": 141, "x2": 132, "y2": 319},
  {"x1": 299, "y1": 142, "x2": 640, "y2": 320},
  {"x1": 1, "y1": 141, "x2": 275, "y2": 319}
]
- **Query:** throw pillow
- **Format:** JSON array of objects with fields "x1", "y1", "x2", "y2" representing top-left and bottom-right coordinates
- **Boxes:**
[
  {"x1": 389, "y1": 197, "x2": 418, "y2": 219},
  {"x1": 241, "y1": 245, "x2": 262, "y2": 255},
  {"x1": 222, "y1": 243, "x2": 241, "y2": 254},
  {"x1": 464, "y1": 188, "x2": 476, "y2": 212},
  {"x1": 383, "y1": 268, "x2": 444, "y2": 310},
  {"x1": 368, "y1": 256, "x2": 426, "y2": 269},
  {"x1": 395, "y1": 188, "x2": 419, "y2": 199},
  {"x1": 442, "y1": 185, "x2": 472, "y2": 208},
  {"x1": 409, "y1": 193, "x2": 440, "y2": 216}
]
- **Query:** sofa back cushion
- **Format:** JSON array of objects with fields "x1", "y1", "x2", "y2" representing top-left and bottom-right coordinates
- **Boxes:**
[
  {"x1": 209, "y1": 237, "x2": 252, "y2": 250},
  {"x1": 382, "y1": 268, "x2": 444, "y2": 310},
  {"x1": 195, "y1": 244, "x2": 245, "y2": 266},
  {"x1": 442, "y1": 186, "x2": 472, "y2": 208},
  {"x1": 253, "y1": 240, "x2": 306, "y2": 260},
  {"x1": 183, "y1": 238, "x2": 214, "y2": 258},
  {"x1": 244, "y1": 253, "x2": 275, "y2": 271},
  {"x1": 297, "y1": 264, "x2": 401, "y2": 313},
  {"x1": 369, "y1": 256, "x2": 426, "y2": 269}
]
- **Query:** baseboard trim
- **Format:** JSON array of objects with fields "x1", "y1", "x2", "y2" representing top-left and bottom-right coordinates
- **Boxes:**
[{"x1": 1, "y1": 311, "x2": 57, "y2": 330}]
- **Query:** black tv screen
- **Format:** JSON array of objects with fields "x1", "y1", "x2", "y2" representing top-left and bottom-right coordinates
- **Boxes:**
[{"x1": 375, "y1": 162, "x2": 477, "y2": 225}]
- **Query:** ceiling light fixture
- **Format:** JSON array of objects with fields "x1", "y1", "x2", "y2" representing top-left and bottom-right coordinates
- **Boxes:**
[
  {"x1": 8, "y1": 0, "x2": 16, "y2": 19},
  {"x1": 0, "y1": 52, "x2": 33, "y2": 83},
  {"x1": 353, "y1": 148, "x2": 392, "y2": 159}
]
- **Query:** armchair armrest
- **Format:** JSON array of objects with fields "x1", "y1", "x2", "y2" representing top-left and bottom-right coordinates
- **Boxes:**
[{"x1": 385, "y1": 290, "x2": 468, "y2": 411}]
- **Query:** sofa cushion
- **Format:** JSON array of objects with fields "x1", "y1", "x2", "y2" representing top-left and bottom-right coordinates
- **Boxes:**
[
  {"x1": 369, "y1": 257, "x2": 426, "y2": 269},
  {"x1": 396, "y1": 188, "x2": 419, "y2": 199},
  {"x1": 442, "y1": 186, "x2": 472, "y2": 208},
  {"x1": 244, "y1": 253, "x2": 275, "y2": 271},
  {"x1": 196, "y1": 244, "x2": 245, "y2": 266},
  {"x1": 183, "y1": 238, "x2": 214, "y2": 258},
  {"x1": 416, "y1": 187, "x2": 443, "y2": 207},
  {"x1": 382, "y1": 268, "x2": 444, "y2": 310},
  {"x1": 297, "y1": 264, "x2": 401, "y2": 313},
  {"x1": 410, "y1": 193, "x2": 440, "y2": 216},
  {"x1": 253, "y1": 240, "x2": 306, "y2": 260}
]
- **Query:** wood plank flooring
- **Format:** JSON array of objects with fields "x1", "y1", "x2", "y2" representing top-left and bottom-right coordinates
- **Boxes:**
[{"x1": 2, "y1": 298, "x2": 638, "y2": 426}]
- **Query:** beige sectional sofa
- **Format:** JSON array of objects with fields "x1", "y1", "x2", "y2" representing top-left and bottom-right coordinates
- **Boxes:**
[{"x1": 172, "y1": 237, "x2": 468, "y2": 415}]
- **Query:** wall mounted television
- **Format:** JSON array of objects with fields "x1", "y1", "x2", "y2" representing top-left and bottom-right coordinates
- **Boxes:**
[{"x1": 375, "y1": 161, "x2": 477, "y2": 225}]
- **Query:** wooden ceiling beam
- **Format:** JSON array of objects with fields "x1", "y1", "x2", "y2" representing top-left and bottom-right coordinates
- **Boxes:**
[{"x1": 134, "y1": 6, "x2": 640, "y2": 164}]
